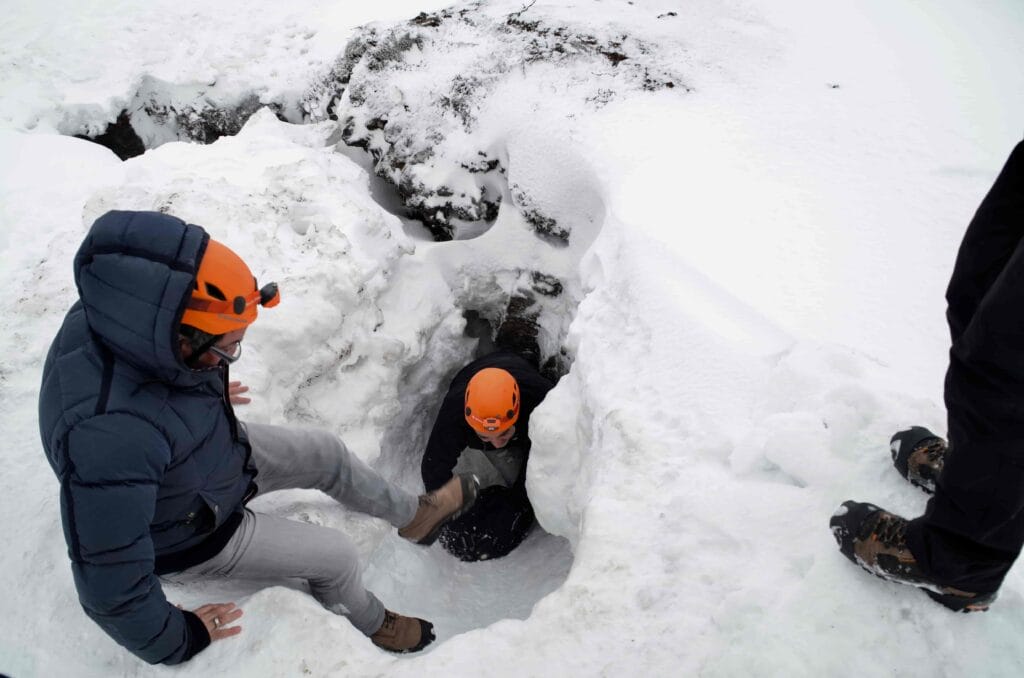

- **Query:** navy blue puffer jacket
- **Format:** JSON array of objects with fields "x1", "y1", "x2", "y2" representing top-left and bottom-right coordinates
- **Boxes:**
[{"x1": 38, "y1": 211, "x2": 256, "y2": 665}]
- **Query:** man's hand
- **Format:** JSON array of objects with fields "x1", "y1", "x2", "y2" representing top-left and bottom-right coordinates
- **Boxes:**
[
  {"x1": 193, "y1": 602, "x2": 243, "y2": 640},
  {"x1": 228, "y1": 381, "x2": 251, "y2": 405}
]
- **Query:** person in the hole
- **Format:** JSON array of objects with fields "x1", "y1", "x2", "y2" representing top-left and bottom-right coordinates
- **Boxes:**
[
  {"x1": 37, "y1": 210, "x2": 473, "y2": 665},
  {"x1": 420, "y1": 350, "x2": 555, "y2": 561}
]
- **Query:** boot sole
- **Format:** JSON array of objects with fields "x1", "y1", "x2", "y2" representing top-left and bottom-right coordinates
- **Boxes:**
[
  {"x1": 848, "y1": 557, "x2": 991, "y2": 613},
  {"x1": 908, "y1": 478, "x2": 936, "y2": 495},
  {"x1": 833, "y1": 501, "x2": 993, "y2": 613},
  {"x1": 923, "y1": 589, "x2": 994, "y2": 613}
]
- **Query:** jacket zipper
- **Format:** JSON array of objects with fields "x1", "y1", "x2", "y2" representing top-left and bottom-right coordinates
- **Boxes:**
[{"x1": 220, "y1": 364, "x2": 259, "y2": 498}]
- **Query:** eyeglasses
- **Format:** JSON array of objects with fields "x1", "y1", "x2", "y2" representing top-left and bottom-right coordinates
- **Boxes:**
[{"x1": 209, "y1": 341, "x2": 243, "y2": 364}]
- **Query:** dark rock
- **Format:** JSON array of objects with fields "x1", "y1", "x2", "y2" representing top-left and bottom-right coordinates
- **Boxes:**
[
  {"x1": 523, "y1": 208, "x2": 569, "y2": 246},
  {"x1": 303, "y1": 0, "x2": 683, "y2": 241},
  {"x1": 642, "y1": 69, "x2": 687, "y2": 92},
  {"x1": 495, "y1": 293, "x2": 542, "y2": 369},
  {"x1": 540, "y1": 350, "x2": 569, "y2": 384},
  {"x1": 411, "y1": 11, "x2": 444, "y2": 27},
  {"x1": 602, "y1": 51, "x2": 628, "y2": 66},
  {"x1": 365, "y1": 32, "x2": 424, "y2": 71},
  {"x1": 530, "y1": 272, "x2": 563, "y2": 297},
  {"x1": 176, "y1": 94, "x2": 271, "y2": 144},
  {"x1": 512, "y1": 185, "x2": 569, "y2": 246},
  {"x1": 462, "y1": 153, "x2": 502, "y2": 173},
  {"x1": 492, "y1": 277, "x2": 568, "y2": 381},
  {"x1": 442, "y1": 75, "x2": 485, "y2": 129}
]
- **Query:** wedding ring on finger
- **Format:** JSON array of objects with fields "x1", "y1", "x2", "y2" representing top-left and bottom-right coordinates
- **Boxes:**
[{"x1": 213, "y1": 616, "x2": 221, "y2": 629}]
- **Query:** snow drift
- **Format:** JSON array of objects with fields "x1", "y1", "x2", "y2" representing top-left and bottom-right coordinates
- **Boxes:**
[{"x1": 3, "y1": 0, "x2": 1024, "y2": 676}]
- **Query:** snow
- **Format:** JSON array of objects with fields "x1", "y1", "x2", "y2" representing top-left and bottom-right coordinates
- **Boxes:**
[{"x1": 2, "y1": 0, "x2": 1024, "y2": 676}]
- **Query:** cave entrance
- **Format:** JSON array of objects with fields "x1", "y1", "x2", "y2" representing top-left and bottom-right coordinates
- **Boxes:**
[{"x1": 362, "y1": 305, "x2": 574, "y2": 644}]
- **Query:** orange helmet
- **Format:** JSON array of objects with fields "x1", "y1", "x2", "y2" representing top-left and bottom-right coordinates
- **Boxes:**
[
  {"x1": 181, "y1": 238, "x2": 281, "y2": 335},
  {"x1": 464, "y1": 368, "x2": 520, "y2": 433}
]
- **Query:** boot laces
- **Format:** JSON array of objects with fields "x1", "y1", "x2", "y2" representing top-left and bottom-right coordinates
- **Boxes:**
[
  {"x1": 380, "y1": 611, "x2": 397, "y2": 632},
  {"x1": 924, "y1": 441, "x2": 944, "y2": 463},
  {"x1": 873, "y1": 513, "x2": 909, "y2": 549}
]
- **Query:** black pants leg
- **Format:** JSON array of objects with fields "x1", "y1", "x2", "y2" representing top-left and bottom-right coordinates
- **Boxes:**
[
  {"x1": 437, "y1": 487, "x2": 535, "y2": 562},
  {"x1": 906, "y1": 141, "x2": 1024, "y2": 593}
]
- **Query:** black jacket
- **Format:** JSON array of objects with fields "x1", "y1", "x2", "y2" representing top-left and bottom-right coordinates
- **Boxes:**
[{"x1": 421, "y1": 351, "x2": 554, "y2": 494}]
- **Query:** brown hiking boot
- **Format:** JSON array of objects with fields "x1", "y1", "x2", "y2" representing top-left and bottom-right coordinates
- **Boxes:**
[
  {"x1": 371, "y1": 610, "x2": 435, "y2": 653},
  {"x1": 398, "y1": 474, "x2": 478, "y2": 545},
  {"x1": 890, "y1": 426, "x2": 946, "y2": 493},
  {"x1": 830, "y1": 501, "x2": 996, "y2": 612}
]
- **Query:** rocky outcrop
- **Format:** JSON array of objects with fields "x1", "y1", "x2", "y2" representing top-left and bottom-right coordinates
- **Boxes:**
[
  {"x1": 303, "y1": 0, "x2": 683, "y2": 241},
  {"x1": 75, "y1": 78, "x2": 291, "y2": 159}
]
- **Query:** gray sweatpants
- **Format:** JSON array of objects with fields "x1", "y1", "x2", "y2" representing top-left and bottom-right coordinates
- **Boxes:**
[{"x1": 165, "y1": 422, "x2": 419, "y2": 636}]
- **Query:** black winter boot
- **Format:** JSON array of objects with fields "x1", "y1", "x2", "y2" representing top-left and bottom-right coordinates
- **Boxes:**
[
  {"x1": 830, "y1": 500, "x2": 995, "y2": 612},
  {"x1": 890, "y1": 426, "x2": 947, "y2": 493}
]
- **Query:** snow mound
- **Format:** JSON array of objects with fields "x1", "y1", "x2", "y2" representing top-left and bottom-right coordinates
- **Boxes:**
[
  {"x1": 4, "y1": 0, "x2": 1024, "y2": 676},
  {"x1": 305, "y1": 0, "x2": 682, "y2": 240}
]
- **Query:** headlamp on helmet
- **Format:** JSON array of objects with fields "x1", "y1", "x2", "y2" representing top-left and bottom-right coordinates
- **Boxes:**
[{"x1": 181, "y1": 238, "x2": 280, "y2": 336}]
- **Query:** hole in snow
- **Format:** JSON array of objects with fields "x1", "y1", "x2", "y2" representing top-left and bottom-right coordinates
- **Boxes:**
[
  {"x1": 365, "y1": 298, "x2": 576, "y2": 644},
  {"x1": 63, "y1": 15, "x2": 609, "y2": 644},
  {"x1": 63, "y1": 76, "x2": 297, "y2": 160},
  {"x1": 73, "y1": 110, "x2": 145, "y2": 161},
  {"x1": 363, "y1": 518, "x2": 573, "y2": 642}
]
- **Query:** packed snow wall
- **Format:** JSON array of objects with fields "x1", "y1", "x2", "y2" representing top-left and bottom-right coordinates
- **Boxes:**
[
  {"x1": 21, "y1": 0, "x2": 677, "y2": 648},
  {"x1": 9, "y1": 0, "x2": 1024, "y2": 675}
]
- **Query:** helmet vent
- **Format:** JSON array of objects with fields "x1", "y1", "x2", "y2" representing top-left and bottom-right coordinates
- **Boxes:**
[{"x1": 205, "y1": 282, "x2": 227, "y2": 300}]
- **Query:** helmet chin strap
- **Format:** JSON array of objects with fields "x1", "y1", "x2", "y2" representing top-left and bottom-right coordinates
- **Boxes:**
[
  {"x1": 180, "y1": 325, "x2": 223, "y2": 368},
  {"x1": 185, "y1": 336, "x2": 221, "y2": 368}
]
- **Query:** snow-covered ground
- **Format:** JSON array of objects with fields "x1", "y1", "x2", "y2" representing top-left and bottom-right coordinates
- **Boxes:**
[{"x1": 2, "y1": 0, "x2": 1024, "y2": 676}]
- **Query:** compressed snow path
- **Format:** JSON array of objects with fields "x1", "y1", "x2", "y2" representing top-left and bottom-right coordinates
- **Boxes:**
[{"x1": 3, "y1": 1, "x2": 1024, "y2": 676}]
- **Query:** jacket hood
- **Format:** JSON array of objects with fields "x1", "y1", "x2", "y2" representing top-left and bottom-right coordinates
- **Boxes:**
[{"x1": 74, "y1": 210, "x2": 209, "y2": 385}]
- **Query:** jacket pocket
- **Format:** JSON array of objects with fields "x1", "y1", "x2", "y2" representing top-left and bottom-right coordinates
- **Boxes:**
[{"x1": 183, "y1": 495, "x2": 217, "y2": 535}]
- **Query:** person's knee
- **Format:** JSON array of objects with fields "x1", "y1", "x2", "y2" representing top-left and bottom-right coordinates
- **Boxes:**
[
  {"x1": 300, "y1": 428, "x2": 350, "y2": 485},
  {"x1": 312, "y1": 534, "x2": 362, "y2": 590}
]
